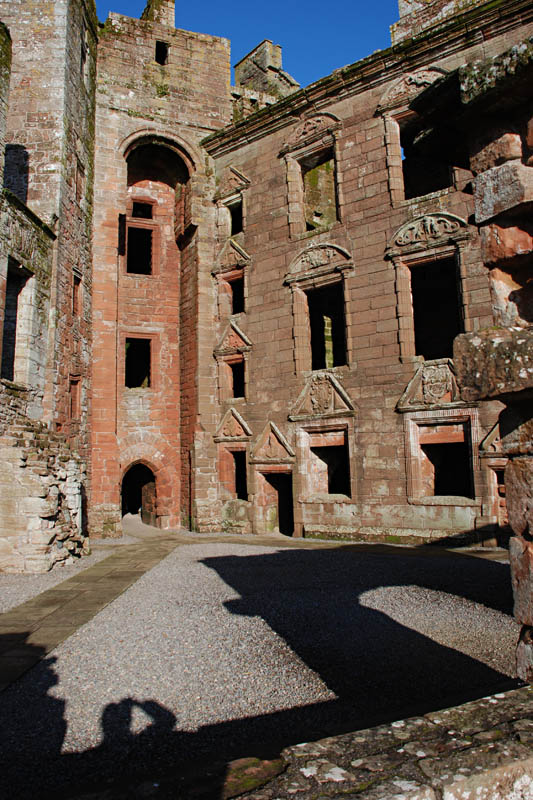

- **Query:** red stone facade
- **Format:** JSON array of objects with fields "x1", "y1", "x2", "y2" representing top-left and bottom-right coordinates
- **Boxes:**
[{"x1": 0, "y1": 0, "x2": 533, "y2": 571}]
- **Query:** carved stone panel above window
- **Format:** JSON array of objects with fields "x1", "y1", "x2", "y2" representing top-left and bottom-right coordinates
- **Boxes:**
[
  {"x1": 290, "y1": 372, "x2": 356, "y2": 421},
  {"x1": 396, "y1": 358, "x2": 465, "y2": 412}
]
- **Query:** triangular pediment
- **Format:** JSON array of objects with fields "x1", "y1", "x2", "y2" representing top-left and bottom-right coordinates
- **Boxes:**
[
  {"x1": 479, "y1": 422, "x2": 503, "y2": 455},
  {"x1": 215, "y1": 321, "x2": 252, "y2": 354},
  {"x1": 215, "y1": 408, "x2": 252, "y2": 441},
  {"x1": 216, "y1": 239, "x2": 251, "y2": 272},
  {"x1": 289, "y1": 373, "x2": 355, "y2": 420},
  {"x1": 217, "y1": 166, "x2": 251, "y2": 199},
  {"x1": 396, "y1": 359, "x2": 464, "y2": 412},
  {"x1": 251, "y1": 422, "x2": 295, "y2": 463}
]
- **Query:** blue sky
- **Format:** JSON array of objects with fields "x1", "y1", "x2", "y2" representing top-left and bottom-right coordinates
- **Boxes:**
[{"x1": 95, "y1": 0, "x2": 400, "y2": 87}]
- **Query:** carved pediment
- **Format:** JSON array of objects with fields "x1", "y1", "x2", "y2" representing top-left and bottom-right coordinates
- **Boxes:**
[
  {"x1": 217, "y1": 166, "x2": 250, "y2": 199},
  {"x1": 216, "y1": 239, "x2": 251, "y2": 271},
  {"x1": 215, "y1": 408, "x2": 252, "y2": 441},
  {"x1": 286, "y1": 244, "x2": 352, "y2": 283},
  {"x1": 284, "y1": 113, "x2": 341, "y2": 149},
  {"x1": 479, "y1": 422, "x2": 503, "y2": 455},
  {"x1": 388, "y1": 214, "x2": 468, "y2": 253},
  {"x1": 251, "y1": 422, "x2": 295, "y2": 463},
  {"x1": 378, "y1": 67, "x2": 447, "y2": 111},
  {"x1": 215, "y1": 321, "x2": 252, "y2": 354},
  {"x1": 289, "y1": 373, "x2": 356, "y2": 420},
  {"x1": 396, "y1": 359, "x2": 465, "y2": 412}
]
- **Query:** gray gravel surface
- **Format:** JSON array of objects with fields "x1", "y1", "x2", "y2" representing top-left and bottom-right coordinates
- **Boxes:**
[{"x1": 0, "y1": 541, "x2": 520, "y2": 798}]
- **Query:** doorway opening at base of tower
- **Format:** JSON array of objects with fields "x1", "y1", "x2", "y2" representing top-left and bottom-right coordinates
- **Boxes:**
[{"x1": 122, "y1": 463, "x2": 157, "y2": 527}]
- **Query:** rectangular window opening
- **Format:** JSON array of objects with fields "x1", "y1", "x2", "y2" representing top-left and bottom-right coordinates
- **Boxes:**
[
  {"x1": 230, "y1": 359, "x2": 245, "y2": 398},
  {"x1": 399, "y1": 120, "x2": 469, "y2": 200},
  {"x1": 155, "y1": 41, "x2": 169, "y2": 65},
  {"x1": 410, "y1": 257, "x2": 463, "y2": 360},
  {"x1": 72, "y1": 274, "x2": 81, "y2": 316},
  {"x1": 127, "y1": 227, "x2": 152, "y2": 275},
  {"x1": 1, "y1": 260, "x2": 31, "y2": 382},
  {"x1": 229, "y1": 200, "x2": 243, "y2": 236},
  {"x1": 69, "y1": 377, "x2": 80, "y2": 420},
  {"x1": 125, "y1": 338, "x2": 151, "y2": 388},
  {"x1": 420, "y1": 441, "x2": 474, "y2": 498},
  {"x1": 306, "y1": 282, "x2": 346, "y2": 369},
  {"x1": 310, "y1": 441, "x2": 351, "y2": 496},
  {"x1": 132, "y1": 202, "x2": 153, "y2": 219},
  {"x1": 229, "y1": 276, "x2": 245, "y2": 314},
  {"x1": 300, "y1": 148, "x2": 338, "y2": 230},
  {"x1": 231, "y1": 450, "x2": 248, "y2": 500}
]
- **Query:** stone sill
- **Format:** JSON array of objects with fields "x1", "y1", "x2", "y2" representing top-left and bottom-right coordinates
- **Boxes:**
[
  {"x1": 409, "y1": 495, "x2": 481, "y2": 507},
  {"x1": 301, "y1": 494, "x2": 353, "y2": 504}
]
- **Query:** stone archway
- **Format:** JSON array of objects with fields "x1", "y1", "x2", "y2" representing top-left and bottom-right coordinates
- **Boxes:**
[{"x1": 121, "y1": 463, "x2": 157, "y2": 526}]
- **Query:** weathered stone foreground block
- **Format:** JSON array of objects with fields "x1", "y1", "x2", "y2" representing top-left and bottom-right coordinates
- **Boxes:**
[
  {"x1": 454, "y1": 328, "x2": 533, "y2": 404},
  {"x1": 474, "y1": 163, "x2": 533, "y2": 224}
]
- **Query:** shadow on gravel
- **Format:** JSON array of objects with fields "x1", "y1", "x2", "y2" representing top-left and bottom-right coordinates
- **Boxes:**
[{"x1": 0, "y1": 546, "x2": 522, "y2": 799}]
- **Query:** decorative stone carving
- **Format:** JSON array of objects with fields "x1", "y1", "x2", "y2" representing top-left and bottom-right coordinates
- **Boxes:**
[
  {"x1": 286, "y1": 113, "x2": 340, "y2": 147},
  {"x1": 251, "y1": 422, "x2": 295, "y2": 462},
  {"x1": 479, "y1": 422, "x2": 503, "y2": 455},
  {"x1": 215, "y1": 408, "x2": 252, "y2": 441},
  {"x1": 215, "y1": 321, "x2": 252, "y2": 354},
  {"x1": 7, "y1": 217, "x2": 37, "y2": 261},
  {"x1": 393, "y1": 214, "x2": 465, "y2": 247},
  {"x1": 215, "y1": 239, "x2": 250, "y2": 272},
  {"x1": 396, "y1": 359, "x2": 464, "y2": 412},
  {"x1": 217, "y1": 166, "x2": 250, "y2": 200},
  {"x1": 286, "y1": 244, "x2": 352, "y2": 282},
  {"x1": 379, "y1": 67, "x2": 447, "y2": 110},
  {"x1": 290, "y1": 373, "x2": 355, "y2": 420}
]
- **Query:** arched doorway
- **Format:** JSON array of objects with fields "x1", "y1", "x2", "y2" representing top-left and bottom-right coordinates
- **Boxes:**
[{"x1": 121, "y1": 463, "x2": 157, "y2": 526}]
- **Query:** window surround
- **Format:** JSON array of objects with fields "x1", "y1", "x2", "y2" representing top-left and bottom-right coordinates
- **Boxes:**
[
  {"x1": 124, "y1": 198, "x2": 159, "y2": 277},
  {"x1": 121, "y1": 332, "x2": 158, "y2": 391},
  {"x1": 295, "y1": 420, "x2": 356, "y2": 503},
  {"x1": 386, "y1": 213, "x2": 472, "y2": 364},
  {"x1": 404, "y1": 407, "x2": 481, "y2": 506},
  {"x1": 280, "y1": 114, "x2": 343, "y2": 240}
]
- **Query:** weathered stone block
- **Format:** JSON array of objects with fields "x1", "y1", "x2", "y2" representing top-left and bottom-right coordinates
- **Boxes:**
[
  {"x1": 470, "y1": 133, "x2": 522, "y2": 175},
  {"x1": 454, "y1": 328, "x2": 533, "y2": 403},
  {"x1": 480, "y1": 223, "x2": 533, "y2": 266},
  {"x1": 474, "y1": 163, "x2": 533, "y2": 224}
]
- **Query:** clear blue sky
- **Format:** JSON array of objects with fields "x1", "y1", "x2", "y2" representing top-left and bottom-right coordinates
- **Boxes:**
[{"x1": 95, "y1": 0, "x2": 400, "y2": 88}]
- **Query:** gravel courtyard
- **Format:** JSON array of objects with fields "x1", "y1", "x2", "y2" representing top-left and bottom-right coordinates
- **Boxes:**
[{"x1": 0, "y1": 537, "x2": 520, "y2": 798}]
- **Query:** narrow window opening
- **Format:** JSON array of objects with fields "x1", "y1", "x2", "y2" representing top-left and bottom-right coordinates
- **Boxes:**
[
  {"x1": 229, "y1": 200, "x2": 243, "y2": 236},
  {"x1": 229, "y1": 276, "x2": 245, "y2": 314},
  {"x1": 125, "y1": 338, "x2": 151, "y2": 388},
  {"x1": 132, "y1": 202, "x2": 153, "y2": 219},
  {"x1": 75, "y1": 158, "x2": 85, "y2": 204},
  {"x1": 410, "y1": 257, "x2": 463, "y2": 360},
  {"x1": 230, "y1": 359, "x2": 245, "y2": 397},
  {"x1": 231, "y1": 451, "x2": 248, "y2": 500},
  {"x1": 127, "y1": 227, "x2": 152, "y2": 274},
  {"x1": 306, "y1": 282, "x2": 346, "y2": 369},
  {"x1": 310, "y1": 443, "x2": 351, "y2": 496},
  {"x1": 72, "y1": 274, "x2": 81, "y2": 316},
  {"x1": 155, "y1": 41, "x2": 169, "y2": 65},
  {"x1": 1, "y1": 260, "x2": 30, "y2": 381},
  {"x1": 420, "y1": 441, "x2": 474, "y2": 498},
  {"x1": 300, "y1": 148, "x2": 338, "y2": 230},
  {"x1": 69, "y1": 377, "x2": 80, "y2": 420}
]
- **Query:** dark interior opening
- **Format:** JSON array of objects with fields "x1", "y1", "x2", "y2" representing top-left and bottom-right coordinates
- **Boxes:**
[
  {"x1": 230, "y1": 276, "x2": 245, "y2": 314},
  {"x1": 127, "y1": 227, "x2": 152, "y2": 274},
  {"x1": 265, "y1": 473, "x2": 294, "y2": 536},
  {"x1": 125, "y1": 338, "x2": 151, "y2": 388},
  {"x1": 421, "y1": 441, "x2": 474, "y2": 497},
  {"x1": 127, "y1": 143, "x2": 188, "y2": 189},
  {"x1": 122, "y1": 463, "x2": 156, "y2": 521},
  {"x1": 306, "y1": 282, "x2": 347, "y2": 370},
  {"x1": 132, "y1": 202, "x2": 153, "y2": 219},
  {"x1": 311, "y1": 443, "x2": 351, "y2": 496},
  {"x1": 155, "y1": 41, "x2": 169, "y2": 66},
  {"x1": 229, "y1": 201, "x2": 243, "y2": 236},
  {"x1": 72, "y1": 274, "x2": 81, "y2": 315},
  {"x1": 400, "y1": 121, "x2": 470, "y2": 200},
  {"x1": 410, "y1": 257, "x2": 463, "y2": 360},
  {"x1": 230, "y1": 360, "x2": 245, "y2": 397},
  {"x1": 1, "y1": 260, "x2": 30, "y2": 381},
  {"x1": 232, "y1": 451, "x2": 248, "y2": 500}
]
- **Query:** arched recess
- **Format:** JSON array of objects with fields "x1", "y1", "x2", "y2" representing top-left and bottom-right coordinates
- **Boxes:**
[
  {"x1": 119, "y1": 438, "x2": 178, "y2": 528},
  {"x1": 122, "y1": 462, "x2": 157, "y2": 526}
]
